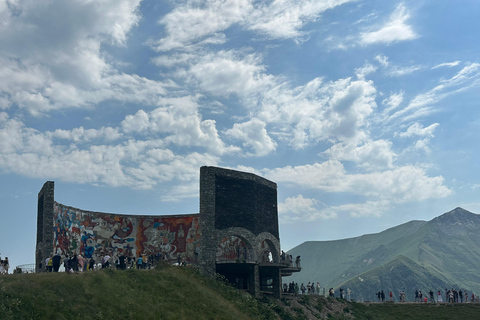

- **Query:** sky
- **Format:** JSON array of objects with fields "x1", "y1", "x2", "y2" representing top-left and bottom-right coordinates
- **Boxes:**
[{"x1": 1, "y1": 0, "x2": 480, "y2": 269}]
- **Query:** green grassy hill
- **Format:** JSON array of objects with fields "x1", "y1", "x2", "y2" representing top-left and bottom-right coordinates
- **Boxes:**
[
  {"x1": 3, "y1": 266, "x2": 480, "y2": 319},
  {"x1": 0, "y1": 266, "x2": 275, "y2": 320}
]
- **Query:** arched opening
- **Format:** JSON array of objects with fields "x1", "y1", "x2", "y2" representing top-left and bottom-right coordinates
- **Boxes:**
[
  {"x1": 214, "y1": 230, "x2": 257, "y2": 293},
  {"x1": 216, "y1": 235, "x2": 255, "y2": 264}
]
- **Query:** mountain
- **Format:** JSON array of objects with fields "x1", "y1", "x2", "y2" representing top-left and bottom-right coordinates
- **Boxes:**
[{"x1": 286, "y1": 207, "x2": 480, "y2": 300}]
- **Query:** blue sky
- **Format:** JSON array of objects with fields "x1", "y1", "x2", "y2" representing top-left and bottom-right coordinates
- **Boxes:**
[{"x1": 1, "y1": 0, "x2": 480, "y2": 269}]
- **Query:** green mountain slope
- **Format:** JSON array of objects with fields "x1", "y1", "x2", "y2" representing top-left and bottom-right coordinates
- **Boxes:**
[
  {"x1": 286, "y1": 208, "x2": 480, "y2": 299},
  {"x1": 286, "y1": 219, "x2": 427, "y2": 287},
  {"x1": 337, "y1": 255, "x2": 450, "y2": 302}
]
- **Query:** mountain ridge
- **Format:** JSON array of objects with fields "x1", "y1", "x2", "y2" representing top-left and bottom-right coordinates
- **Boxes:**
[{"x1": 286, "y1": 207, "x2": 480, "y2": 300}]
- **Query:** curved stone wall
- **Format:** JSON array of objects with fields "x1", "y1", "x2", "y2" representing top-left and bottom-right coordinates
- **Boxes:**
[{"x1": 52, "y1": 202, "x2": 201, "y2": 264}]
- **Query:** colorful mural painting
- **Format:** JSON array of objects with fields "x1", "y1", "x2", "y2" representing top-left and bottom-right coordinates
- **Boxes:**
[
  {"x1": 53, "y1": 203, "x2": 201, "y2": 263},
  {"x1": 216, "y1": 236, "x2": 275, "y2": 264}
]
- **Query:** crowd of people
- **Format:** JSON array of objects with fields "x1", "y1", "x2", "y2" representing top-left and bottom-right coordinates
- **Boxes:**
[
  {"x1": 0, "y1": 257, "x2": 9, "y2": 274},
  {"x1": 372, "y1": 288, "x2": 477, "y2": 303},
  {"x1": 43, "y1": 251, "x2": 180, "y2": 273},
  {"x1": 412, "y1": 289, "x2": 475, "y2": 303},
  {"x1": 280, "y1": 250, "x2": 301, "y2": 268},
  {"x1": 283, "y1": 281, "x2": 326, "y2": 296},
  {"x1": 280, "y1": 282, "x2": 477, "y2": 305}
]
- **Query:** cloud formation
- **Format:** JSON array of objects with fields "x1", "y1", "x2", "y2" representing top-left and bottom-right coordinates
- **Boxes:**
[{"x1": 360, "y1": 3, "x2": 417, "y2": 45}]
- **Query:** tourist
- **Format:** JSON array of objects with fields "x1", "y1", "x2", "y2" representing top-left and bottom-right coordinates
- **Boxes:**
[
  {"x1": 89, "y1": 258, "x2": 95, "y2": 271},
  {"x1": 316, "y1": 282, "x2": 321, "y2": 295},
  {"x1": 119, "y1": 255, "x2": 126, "y2": 270},
  {"x1": 45, "y1": 256, "x2": 51, "y2": 272},
  {"x1": 77, "y1": 254, "x2": 85, "y2": 272},
  {"x1": 103, "y1": 253, "x2": 111, "y2": 268},
  {"x1": 52, "y1": 253, "x2": 61, "y2": 272},
  {"x1": 437, "y1": 290, "x2": 443, "y2": 302},
  {"x1": 137, "y1": 255, "x2": 143, "y2": 269}
]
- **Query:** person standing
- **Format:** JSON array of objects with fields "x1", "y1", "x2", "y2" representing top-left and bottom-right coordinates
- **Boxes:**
[
  {"x1": 77, "y1": 254, "x2": 85, "y2": 272},
  {"x1": 52, "y1": 253, "x2": 62, "y2": 272},
  {"x1": 45, "y1": 256, "x2": 51, "y2": 272},
  {"x1": 4, "y1": 257, "x2": 9, "y2": 274},
  {"x1": 437, "y1": 290, "x2": 443, "y2": 302}
]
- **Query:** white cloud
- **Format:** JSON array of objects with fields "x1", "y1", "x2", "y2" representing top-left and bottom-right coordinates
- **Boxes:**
[
  {"x1": 279, "y1": 195, "x2": 337, "y2": 222},
  {"x1": 388, "y1": 63, "x2": 480, "y2": 122},
  {"x1": 399, "y1": 122, "x2": 439, "y2": 138},
  {"x1": 225, "y1": 118, "x2": 277, "y2": 156},
  {"x1": 246, "y1": 0, "x2": 352, "y2": 39},
  {"x1": 0, "y1": 115, "x2": 220, "y2": 190},
  {"x1": 432, "y1": 61, "x2": 461, "y2": 69},
  {"x1": 326, "y1": 139, "x2": 396, "y2": 170},
  {"x1": 375, "y1": 54, "x2": 389, "y2": 67},
  {"x1": 152, "y1": 0, "x2": 354, "y2": 51},
  {"x1": 264, "y1": 161, "x2": 452, "y2": 203},
  {"x1": 375, "y1": 54, "x2": 421, "y2": 77},
  {"x1": 388, "y1": 65, "x2": 421, "y2": 77},
  {"x1": 0, "y1": 0, "x2": 176, "y2": 115},
  {"x1": 50, "y1": 126, "x2": 122, "y2": 142},
  {"x1": 121, "y1": 97, "x2": 240, "y2": 155},
  {"x1": 185, "y1": 51, "x2": 272, "y2": 97},
  {"x1": 355, "y1": 63, "x2": 377, "y2": 79},
  {"x1": 258, "y1": 77, "x2": 377, "y2": 149},
  {"x1": 382, "y1": 91, "x2": 404, "y2": 112},
  {"x1": 330, "y1": 200, "x2": 391, "y2": 218},
  {"x1": 360, "y1": 3, "x2": 418, "y2": 45},
  {"x1": 152, "y1": 0, "x2": 251, "y2": 52}
]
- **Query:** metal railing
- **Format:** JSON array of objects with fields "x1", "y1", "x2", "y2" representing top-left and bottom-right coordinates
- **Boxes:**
[{"x1": 13, "y1": 264, "x2": 35, "y2": 274}]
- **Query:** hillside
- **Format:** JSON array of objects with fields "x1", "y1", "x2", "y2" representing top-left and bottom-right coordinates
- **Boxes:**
[
  {"x1": 0, "y1": 266, "x2": 275, "y2": 320},
  {"x1": 3, "y1": 267, "x2": 480, "y2": 320},
  {"x1": 337, "y1": 255, "x2": 450, "y2": 302},
  {"x1": 286, "y1": 208, "x2": 480, "y2": 299}
]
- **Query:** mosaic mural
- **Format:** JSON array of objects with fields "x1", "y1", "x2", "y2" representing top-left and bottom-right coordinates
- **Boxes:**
[
  {"x1": 53, "y1": 203, "x2": 201, "y2": 263},
  {"x1": 216, "y1": 236, "x2": 274, "y2": 263}
]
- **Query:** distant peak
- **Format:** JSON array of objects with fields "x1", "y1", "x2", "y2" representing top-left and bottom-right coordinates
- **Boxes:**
[
  {"x1": 432, "y1": 207, "x2": 479, "y2": 225},
  {"x1": 446, "y1": 207, "x2": 472, "y2": 215}
]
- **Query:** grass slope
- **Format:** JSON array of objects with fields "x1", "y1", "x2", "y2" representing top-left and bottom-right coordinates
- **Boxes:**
[
  {"x1": 0, "y1": 266, "x2": 277, "y2": 320},
  {"x1": 3, "y1": 267, "x2": 480, "y2": 320}
]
